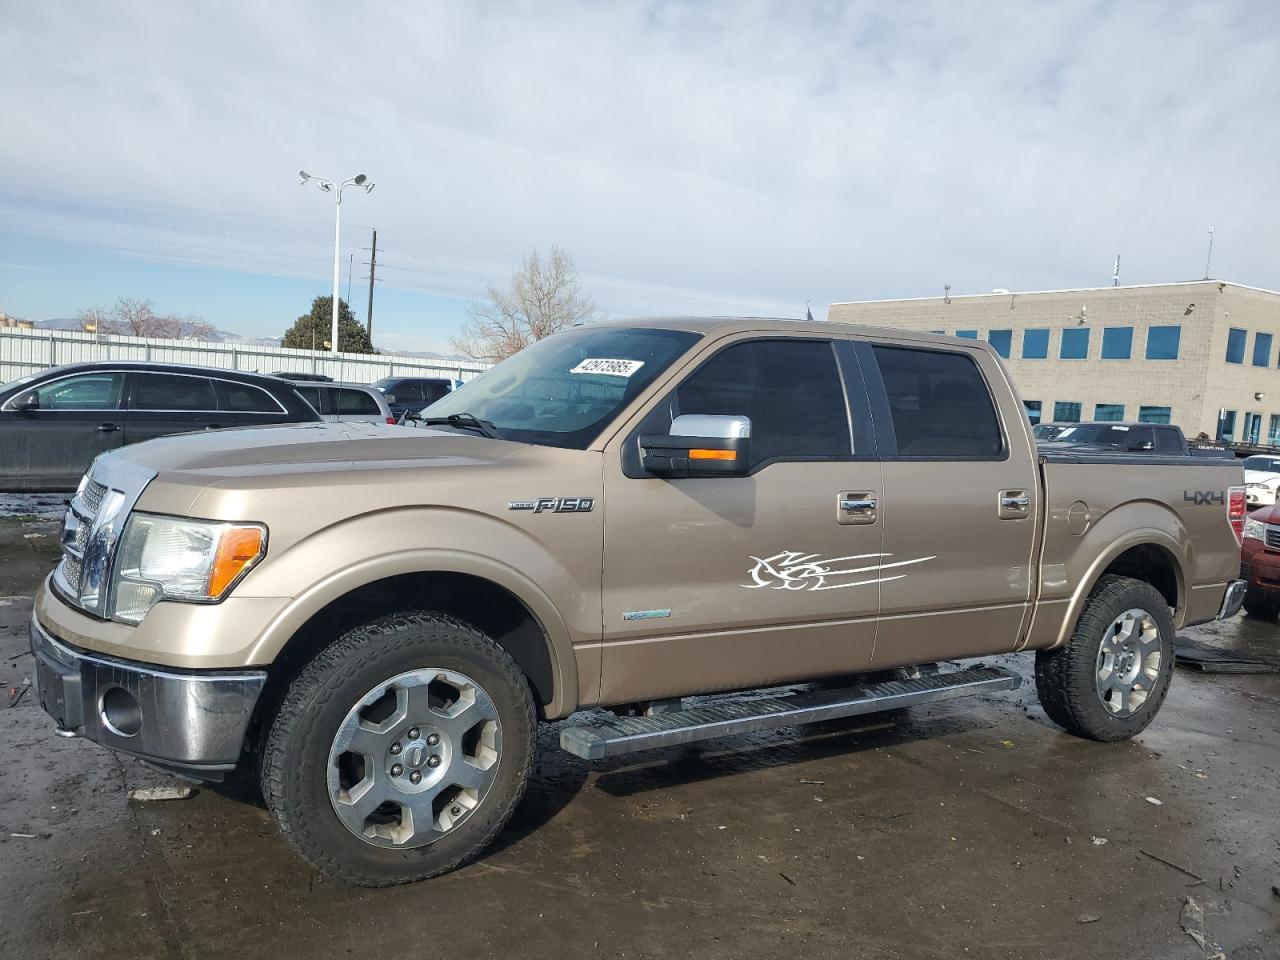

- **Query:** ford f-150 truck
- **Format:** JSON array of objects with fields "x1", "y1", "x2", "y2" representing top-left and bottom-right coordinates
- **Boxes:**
[{"x1": 30, "y1": 317, "x2": 1246, "y2": 886}]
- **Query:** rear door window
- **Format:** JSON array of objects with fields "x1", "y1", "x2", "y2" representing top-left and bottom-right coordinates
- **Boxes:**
[
  {"x1": 1154, "y1": 428, "x2": 1182, "y2": 454},
  {"x1": 335, "y1": 388, "x2": 380, "y2": 415},
  {"x1": 871, "y1": 346, "x2": 1004, "y2": 458},
  {"x1": 296, "y1": 386, "x2": 328, "y2": 415},
  {"x1": 423, "y1": 381, "x2": 452, "y2": 403},
  {"x1": 131, "y1": 373, "x2": 217, "y2": 411}
]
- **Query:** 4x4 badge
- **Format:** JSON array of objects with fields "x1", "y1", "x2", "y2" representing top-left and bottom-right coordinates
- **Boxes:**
[{"x1": 508, "y1": 497, "x2": 595, "y2": 514}]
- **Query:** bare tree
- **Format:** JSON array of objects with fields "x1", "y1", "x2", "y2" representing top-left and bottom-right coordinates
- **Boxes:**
[
  {"x1": 77, "y1": 297, "x2": 215, "y2": 340},
  {"x1": 451, "y1": 247, "x2": 598, "y2": 362}
]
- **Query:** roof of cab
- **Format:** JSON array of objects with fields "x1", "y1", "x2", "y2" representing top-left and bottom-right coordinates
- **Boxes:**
[{"x1": 593, "y1": 315, "x2": 983, "y2": 347}]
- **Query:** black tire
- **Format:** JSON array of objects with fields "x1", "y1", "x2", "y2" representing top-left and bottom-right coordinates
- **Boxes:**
[
  {"x1": 260, "y1": 611, "x2": 536, "y2": 887},
  {"x1": 1034, "y1": 575, "x2": 1175, "y2": 742},
  {"x1": 1242, "y1": 588, "x2": 1277, "y2": 620}
]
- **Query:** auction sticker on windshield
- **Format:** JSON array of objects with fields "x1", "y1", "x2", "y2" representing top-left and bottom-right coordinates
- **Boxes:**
[{"x1": 570, "y1": 358, "x2": 645, "y2": 377}]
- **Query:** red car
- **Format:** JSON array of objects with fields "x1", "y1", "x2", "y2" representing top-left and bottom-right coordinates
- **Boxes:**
[{"x1": 1241, "y1": 506, "x2": 1280, "y2": 618}]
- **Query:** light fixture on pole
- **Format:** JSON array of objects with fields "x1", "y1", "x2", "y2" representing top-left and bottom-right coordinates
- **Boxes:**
[{"x1": 299, "y1": 170, "x2": 375, "y2": 355}]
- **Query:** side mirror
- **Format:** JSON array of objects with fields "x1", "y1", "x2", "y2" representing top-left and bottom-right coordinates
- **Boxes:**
[
  {"x1": 11, "y1": 390, "x2": 39, "y2": 412},
  {"x1": 641, "y1": 414, "x2": 751, "y2": 478}
]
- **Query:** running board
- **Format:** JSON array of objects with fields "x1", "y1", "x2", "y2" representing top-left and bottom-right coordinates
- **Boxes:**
[{"x1": 559, "y1": 665, "x2": 1021, "y2": 760}]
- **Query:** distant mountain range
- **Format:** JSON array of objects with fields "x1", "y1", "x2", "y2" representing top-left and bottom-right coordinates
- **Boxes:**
[{"x1": 32, "y1": 319, "x2": 469, "y2": 360}]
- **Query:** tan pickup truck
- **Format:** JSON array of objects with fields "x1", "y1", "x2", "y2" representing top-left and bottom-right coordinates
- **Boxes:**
[{"x1": 31, "y1": 318, "x2": 1246, "y2": 886}]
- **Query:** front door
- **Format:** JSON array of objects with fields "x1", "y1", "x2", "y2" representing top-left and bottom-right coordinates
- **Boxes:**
[
  {"x1": 599, "y1": 335, "x2": 883, "y2": 705},
  {"x1": 859, "y1": 341, "x2": 1039, "y2": 668},
  {"x1": 0, "y1": 371, "x2": 127, "y2": 489}
]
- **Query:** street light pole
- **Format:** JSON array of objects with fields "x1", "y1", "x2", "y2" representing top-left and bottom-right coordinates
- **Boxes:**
[{"x1": 299, "y1": 170, "x2": 375, "y2": 355}]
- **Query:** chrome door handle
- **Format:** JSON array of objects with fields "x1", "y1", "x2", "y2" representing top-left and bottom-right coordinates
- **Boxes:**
[
  {"x1": 1001, "y1": 495, "x2": 1029, "y2": 509},
  {"x1": 840, "y1": 498, "x2": 877, "y2": 511},
  {"x1": 96, "y1": 423, "x2": 119, "y2": 433}
]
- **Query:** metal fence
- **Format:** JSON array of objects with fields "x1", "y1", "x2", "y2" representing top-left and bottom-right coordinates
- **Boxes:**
[{"x1": 0, "y1": 327, "x2": 488, "y2": 385}]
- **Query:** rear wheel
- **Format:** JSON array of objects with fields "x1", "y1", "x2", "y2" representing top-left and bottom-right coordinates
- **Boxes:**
[
  {"x1": 1035, "y1": 575, "x2": 1174, "y2": 742},
  {"x1": 261, "y1": 611, "x2": 536, "y2": 886}
]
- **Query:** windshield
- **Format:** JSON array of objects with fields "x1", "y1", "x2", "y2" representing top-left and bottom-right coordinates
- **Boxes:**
[
  {"x1": 1053, "y1": 424, "x2": 1140, "y2": 447},
  {"x1": 371, "y1": 378, "x2": 395, "y2": 393},
  {"x1": 421, "y1": 327, "x2": 700, "y2": 448},
  {"x1": 1244, "y1": 456, "x2": 1280, "y2": 472}
]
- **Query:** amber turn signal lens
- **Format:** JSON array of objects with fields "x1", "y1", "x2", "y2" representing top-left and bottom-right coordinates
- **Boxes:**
[
  {"x1": 208, "y1": 526, "x2": 265, "y2": 598},
  {"x1": 688, "y1": 449, "x2": 737, "y2": 461}
]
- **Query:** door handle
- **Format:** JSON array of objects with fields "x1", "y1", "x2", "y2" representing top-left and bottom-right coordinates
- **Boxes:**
[
  {"x1": 838, "y1": 492, "x2": 878, "y2": 525},
  {"x1": 96, "y1": 423, "x2": 119, "y2": 433},
  {"x1": 839, "y1": 498, "x2": 877, "y2": 511},
  {"x1": 998, "y1": 490, "x2": 1030, "y2": 519}
]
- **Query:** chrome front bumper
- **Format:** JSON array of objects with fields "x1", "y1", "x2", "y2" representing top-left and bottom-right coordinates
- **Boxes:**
[
  {"x1": 29, "y1": 614, "x2": 267, "y2": 778},
  {"x1": 1218, "y1": 579, "x2": 1247, "y2": 620}
]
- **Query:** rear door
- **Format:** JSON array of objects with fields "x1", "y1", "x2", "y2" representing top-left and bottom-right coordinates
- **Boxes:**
[
  {"x1": 859, "y1": 341, "x2": 1038, "y2": 668},
  {"x1": 599, "y1": 335, "x2": 883, "y2": 704},
  {"x1": 123, "y1": 371, "x2": 220, "y2": 445},
  {"x1": 0, "y1": 371, "x2": 126, "y2": 488}
]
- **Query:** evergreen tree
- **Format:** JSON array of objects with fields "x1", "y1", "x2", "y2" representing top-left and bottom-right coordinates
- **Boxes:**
[{"x1": 282, "y1": 296, "x2": 374, "y2": 353}]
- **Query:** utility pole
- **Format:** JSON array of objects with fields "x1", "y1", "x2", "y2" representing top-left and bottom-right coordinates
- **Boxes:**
[
  {"x1": 298, "y1": 170, "x2": 375, "y2": 354},
  {"x1": 366, "y1": 228, "x2": 378, "y2": 342},
  {"x1": 1203, "y1": 226, "x2": 1215, "y2": 280},
  {"x1": 346, "y1": 253, "x2": 353, "y2": 307}
]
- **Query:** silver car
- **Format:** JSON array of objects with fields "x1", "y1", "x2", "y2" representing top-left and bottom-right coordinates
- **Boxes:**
[{"x1": 290, "y1": 381, "x2": 397, "y2": 424}]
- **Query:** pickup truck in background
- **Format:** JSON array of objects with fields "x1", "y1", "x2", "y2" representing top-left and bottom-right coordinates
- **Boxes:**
[
  {"x1": 1041, "y1": 421, "x2": 1235, "y2": 458},
  {"x1": 29, "y1": 319, "x2": 1246, "y2": 886}
]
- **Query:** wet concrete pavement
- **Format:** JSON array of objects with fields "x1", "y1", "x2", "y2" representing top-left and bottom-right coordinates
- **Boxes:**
[{"x1": 2, "y1": 518, "x2": 1277, "y2": 960}]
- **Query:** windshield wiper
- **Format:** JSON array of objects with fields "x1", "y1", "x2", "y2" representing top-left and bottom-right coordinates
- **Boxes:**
[{"x1": 410, "y1": 412, "x2": 499, "y2": 439}]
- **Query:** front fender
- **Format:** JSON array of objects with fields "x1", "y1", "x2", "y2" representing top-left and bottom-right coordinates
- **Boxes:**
[{"x1": 238, "y1": 507, "x2": 600, "y2": 719}]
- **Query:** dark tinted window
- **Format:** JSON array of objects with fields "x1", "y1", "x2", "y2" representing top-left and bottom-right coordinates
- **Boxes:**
[
  {"x1": 1254, "y1": 333, "x2": 1273, "y2": 367},
  {"x1": 423, "y1": 381, "x2": 452, "y2": 403},
  {"x1": 131, "y1": 373, "x2": 216, "y2": 411},
  {"x1": 1226, "y1": 328, "x2": 1246, "y2": 363},
  {"x1": 335, "y1": 388, "x2": 381, "y2": 415},
  {"x1": 1061, "y1": 328, "x2": 1089, "y2": 359},
  {"x1": 218, "y1": 381, "x2": 280, "y2": 412},
  {"x1": 1022, "y1": 329, "x2": 1050, "y2": 359},
  {"x1": 296, "y1": 386, "x2": 327, "y2": 414},
  {"x1": 1154, "y1": 427, "x2": 1182, "y2": 453},
  {"x1": 1138, "y1": 405, "x2": 1171, "y2": 424},
  {"x1": 872, "y1": 346, "x2": 1003, "y2": 458},
  {"x1": 1054, "y1": 401, "x2": 1082, "y2": 422},
  {"x1": 673, "y1": 339, "x2": 851, "y2": 467},
  {"x1": 1145, "y1": 326, "x2": 1181, "y2": 360},
  {"x1": 987, "y1": 329, "x2": 1012, "y2": 358},
  {"x1": 1101, "y1": 327, "x2": 1132, "y2": 359},
  {"x1": 32, "y1": 372, "x2": 125, "y2": 410}
]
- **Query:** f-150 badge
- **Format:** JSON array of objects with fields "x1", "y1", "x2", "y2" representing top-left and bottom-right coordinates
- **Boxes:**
[
  {"x1": 508, "y1": 497, "x2": 595, "y2": 514},
  {"x1": 743, "y1": 551, "x2": 935, "y2": 591}
]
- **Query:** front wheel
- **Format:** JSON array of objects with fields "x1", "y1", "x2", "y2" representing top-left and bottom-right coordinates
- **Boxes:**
[
  {"x1": 261, "y1": 611, "x2": 536, "y2": 886},
  {"x1": 1034, "y1": 575, "x2": 1175, "y2": 742}
]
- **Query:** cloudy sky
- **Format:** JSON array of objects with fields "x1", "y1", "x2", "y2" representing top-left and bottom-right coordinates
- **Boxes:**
[{"x1": 1, "y1": 1, "x2": 1277, "y2": 353}]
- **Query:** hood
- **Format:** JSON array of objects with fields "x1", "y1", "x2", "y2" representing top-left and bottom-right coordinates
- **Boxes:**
[
  {"x1": 1245, "y1": 469, "x2": 1280, "y2": 486},
  {"x1": 111, "y1": 421, "x2": 524, "y2": 480}
]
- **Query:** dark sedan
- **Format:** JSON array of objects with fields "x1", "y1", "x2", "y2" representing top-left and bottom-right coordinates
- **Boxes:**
[{"x1": 0, "y1": 362, "x2": 321, "y2": 491}]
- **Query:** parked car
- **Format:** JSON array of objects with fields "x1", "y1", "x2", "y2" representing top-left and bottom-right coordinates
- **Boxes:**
[
  {"x1": 0, "y1": 362, "x2": 321, "y2": 491},
  {"x1": 372, "y1": 375, "x2": 458, "y2": 417},
  {"x1": 31, "y1": 319, "x2": 1245, "y2": 886},
  {"x1": 1241, "y1": 506, "x2": 1280, "y2": 618},
  {"x1": 1041, "y1": 421, "x2": 1231, "y2": 458},
  {"x1": 272, "y1": 371, "x2": 333, "y2": 382},
  {"x1": 1032, "y1": 421, "x2": 1071, "y2": 441},
  {"x1": 1242, "y1": 454, "x2": 1280, "y2": 508},
  {"x1": 291, "y1": 381, "x2": 397, "y2": 424}
]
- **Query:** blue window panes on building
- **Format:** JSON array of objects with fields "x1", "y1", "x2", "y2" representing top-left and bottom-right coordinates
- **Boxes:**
[
  {"x1": 1138, "y1": 406, "x2": 1171, "y2": 424},
  {"x1": 1253, "y1": 333, "x2": 1273, "y2": 367},
  {"x1": 1094, "y1": 403, "x2": 1125, "y2": 421},
  {"x1": 1218, "y1": 409, "x2": 1237, "y2": 441},
  {"x1": 987, "y1": 329, "x2": 1012, "y2": 358},
  {"x1": 1054, "y1": 401, "x2": 1082, "y2": 422},
  {"x1": 1060, "y1": 328, "x2": 1089, "y2": 359},
  {"x1": 1226, "y1": 328, "x2": 1246, "y2": 363},
  {"x1": 1145, "y1": 325, "x2": 1181, "y2": 360},
  {"x1": 1024, "y1": 400, "x2": 1042, "y2": 424},
  {"x1": 1022, "y1": 328, "x2": 1049, "y2": 359},
  {"x1": 955, "y1": 329, "x2": 978, "y2": 339},
  {"x1": 1101, "y1": 327, "x2": 1132, "y2": 359}
]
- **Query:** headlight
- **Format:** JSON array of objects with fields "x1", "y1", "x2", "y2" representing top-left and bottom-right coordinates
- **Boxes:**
[
  {"x1": 112, "y1": 513, "x2": 267, "y2": 624},
  {"x1": 1243, "y1": 517, "x2": 1265, "y2": 542}
]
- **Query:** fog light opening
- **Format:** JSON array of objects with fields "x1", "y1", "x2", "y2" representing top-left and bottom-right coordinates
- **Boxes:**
[{"x1": 100, "y1": 687, "x2": 142, "y2": 737}]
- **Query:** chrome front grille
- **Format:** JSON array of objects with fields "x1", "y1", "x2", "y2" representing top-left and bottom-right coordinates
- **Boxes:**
[
  {"x1": 1266, "y1": 524, "x2": 1280, "y2": 550},
  {"x1": 52, "y1": 459, "x2": 157, "y2": 616}
]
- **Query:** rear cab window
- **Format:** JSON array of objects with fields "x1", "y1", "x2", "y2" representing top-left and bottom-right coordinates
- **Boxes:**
[
  {"x1": 336, "y1": 389, "x2": 381, "y2": 415},
  {"x1": 870, "y1": 345, "x2": 1004, "y2": 458}
]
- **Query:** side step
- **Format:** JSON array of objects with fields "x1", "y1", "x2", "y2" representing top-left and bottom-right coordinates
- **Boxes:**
[{"x1": 559, "y1": 665, "x2": 1021, "y2": 760}]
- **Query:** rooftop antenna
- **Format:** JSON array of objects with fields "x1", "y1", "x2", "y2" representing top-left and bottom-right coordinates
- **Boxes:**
[
  {"x1": 1203, "y1": 226, "x2": 1214, "y2": 280},
  {"x1": 1112, "y1": 254, "x2": 1121, "y2": 287},
  {"x1": 944, "y1": 284, "x2": 951, "y2": 304}
]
